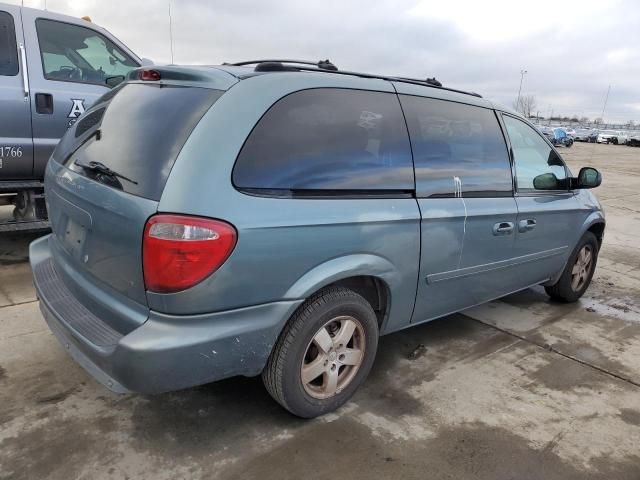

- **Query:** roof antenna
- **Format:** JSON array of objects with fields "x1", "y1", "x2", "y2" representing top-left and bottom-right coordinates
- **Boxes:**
[{"x1": 168, "y1": 0, "x2": 175, "y2": 64}]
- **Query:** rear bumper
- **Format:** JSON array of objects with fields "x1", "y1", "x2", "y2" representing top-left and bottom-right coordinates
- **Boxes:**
[{"x1": 30, "y1": 235, "x2": 303, "y2": 394}]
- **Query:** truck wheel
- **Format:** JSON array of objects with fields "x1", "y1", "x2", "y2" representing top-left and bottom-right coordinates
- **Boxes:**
[
  {"x1": 263, "y1": 287, "x2": 379, "y2": 418},
  {"x1": 612, "y1": 138, "x2": 618, "y2": 145},
  {"x1": 545, "y1": 232, "x2": 599, "y2": 303},
  {"x1": 12, "y1": 191, "x2": 37, "y2": 221}
]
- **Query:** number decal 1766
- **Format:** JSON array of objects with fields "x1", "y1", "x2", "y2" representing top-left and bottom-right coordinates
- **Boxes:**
[{"x1": 0, "y1": 147, "x2": 23, "y2": 168}]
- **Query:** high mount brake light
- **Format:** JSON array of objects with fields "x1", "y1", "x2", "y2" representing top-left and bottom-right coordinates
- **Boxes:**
[
  {"x1": 143, "y1": 215, "x2": 237, "y2": 293},
  {"x1": 139, "y1": 69, "x2": 161, "y2": 81}
]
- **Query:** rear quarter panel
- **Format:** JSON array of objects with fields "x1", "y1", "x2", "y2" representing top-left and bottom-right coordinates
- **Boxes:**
[{"x1": 156, "y1": 73, "x2": 421, "y2": 334}]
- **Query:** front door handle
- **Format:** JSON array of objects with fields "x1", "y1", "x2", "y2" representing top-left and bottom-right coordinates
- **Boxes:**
[
  {"x1": 518, "y1": 219, "x2": 537, "y2": 233},
  {"x1": 493, "y1": 221, "x2": 514, "y2": 235},
  {"x1": 35, "y1": 93, "x2": 54, "y2": 114}
]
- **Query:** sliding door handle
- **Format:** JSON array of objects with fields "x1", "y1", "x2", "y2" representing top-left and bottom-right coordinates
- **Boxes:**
[
  {"x1": 493, "y1": 222, "x2": 514, "y2": 235},
  {"x1": 518, "y1": 219, "x2": 537, "y2": 233}
]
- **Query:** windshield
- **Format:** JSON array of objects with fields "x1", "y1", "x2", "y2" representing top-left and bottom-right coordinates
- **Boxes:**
[{"x1": 36, "y1": 19, "x2": 139, "y2": 85}]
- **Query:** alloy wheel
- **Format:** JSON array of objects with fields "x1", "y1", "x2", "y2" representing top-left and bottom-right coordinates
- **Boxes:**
[
  {"x1": 301, "y1": 316, "x2": 365, "y2": 399},
  {"x1": 571, "y1": 245, "x2": 593, "y2": 291}
]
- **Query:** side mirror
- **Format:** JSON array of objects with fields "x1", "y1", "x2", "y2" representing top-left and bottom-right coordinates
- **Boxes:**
[
  {"x1": 140, "y1": 57, "x2": 154, "y2": 66},
  {"x1": 576, "y1": 167, "x2": 602, "y2": 189},
  {"x1": 533, "y1": 172, "x2": 560, "y2": 190},
  {"x1": 105, "y1": 75, "x2": 125, "y2": 88}
]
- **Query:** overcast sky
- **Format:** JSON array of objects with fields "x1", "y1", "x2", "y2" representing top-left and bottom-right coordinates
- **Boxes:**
[{"x1": 10, "y1": 0, "x2": 640, "y2": 123}]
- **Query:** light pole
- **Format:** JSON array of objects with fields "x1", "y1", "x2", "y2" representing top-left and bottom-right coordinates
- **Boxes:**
[
  {"x1": 600, "y1": 85, "x2": 611, "y2": 126},
  {"x1": 168, "y1": 0, "x2": 175, "y2": 65},
  {"x1": 516, "y1": 69, "x2": 528, "y2": 114}
]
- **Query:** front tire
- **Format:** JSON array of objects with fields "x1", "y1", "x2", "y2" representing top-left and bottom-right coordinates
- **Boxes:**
[
  {"x1": 263, "y1": 287, "x2": 379, "y2": 418},
  {"x1": 545, "y1": 232, "x2": 599, "y2": 302}
]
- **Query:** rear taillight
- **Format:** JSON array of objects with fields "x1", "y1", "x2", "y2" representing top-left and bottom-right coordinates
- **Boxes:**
[{"x1": 143, "y1": 214, "x2": 237, "y2": 293}]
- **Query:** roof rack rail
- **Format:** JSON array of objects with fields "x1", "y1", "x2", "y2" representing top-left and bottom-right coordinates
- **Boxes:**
[
  {"x1": 227, "y1": 59, "x2": 338, "y2": 71},
  {"x1": 225, "y1": 59, "x2": 482, "y2": 98}
]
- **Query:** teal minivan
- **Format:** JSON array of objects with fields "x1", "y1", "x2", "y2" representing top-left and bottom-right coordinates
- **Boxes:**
[{"x1": 30, "y1": 60, "x2": 604, "y2": 417}]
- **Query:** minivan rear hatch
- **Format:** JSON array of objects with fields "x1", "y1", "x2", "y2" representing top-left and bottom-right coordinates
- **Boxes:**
[{"x1": 46, "y1": 82, "x2": 224, "y2": 330}]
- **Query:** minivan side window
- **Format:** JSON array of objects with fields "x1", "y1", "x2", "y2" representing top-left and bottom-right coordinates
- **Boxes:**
[
  {"x1": 399, "y1": 95, "x2": 512, "y2": 198},
  {"x1": 233, "y1": 88, "x2": 414, "y2": 193},
  {"x1": 502, "y1": 115, "x2": 568, "y2": 192},
  {"x1": 0, "y1": 11, "x2": 19, "y2": 76},
  {"x1": 35, "y1": 19, "x2": 138, "y2": 86}
]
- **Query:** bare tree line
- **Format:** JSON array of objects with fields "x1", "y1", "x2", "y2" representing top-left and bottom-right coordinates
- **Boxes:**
[{"x1": 513, "y1": 94, "x2": 637, "y2": 129}]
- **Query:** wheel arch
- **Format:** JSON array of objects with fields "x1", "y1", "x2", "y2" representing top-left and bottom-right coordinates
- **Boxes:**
[
  {"x1": 580, "y1": 211, "x2": 605, "y2": 249},
  {"x1": 283, "y1": 254, "x2": 400, "y2": 332},
  {"x1": 587, "y1": 221, "x2": 605, "y2": 248},
  {"x1": 546, "y1": 213, "x2": 605, "y2": 286}
]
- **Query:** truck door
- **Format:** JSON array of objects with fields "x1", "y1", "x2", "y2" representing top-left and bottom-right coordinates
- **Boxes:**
[
  {"x1": 20, "y1": 10, "x2": 140, "y2": 178},
  {"x1": 0, "y1": 5, "x2": 34, "y2": 179}
]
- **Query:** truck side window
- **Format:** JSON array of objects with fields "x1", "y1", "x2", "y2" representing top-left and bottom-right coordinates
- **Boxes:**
[
  {"x1": 35, "y1": 19, "x2": 138, "y2": 86},
  {"x1": 0, "y1": 11, "x2": 19, "y2": 76},
  {"x1": 400, "y1": 95, "x2": 513, "y2": 198},
  {"x1": 502, "y1": 115, "x2": 568, "y2": 192}
]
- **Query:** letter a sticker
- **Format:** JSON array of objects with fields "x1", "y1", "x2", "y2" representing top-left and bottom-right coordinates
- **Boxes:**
[{"x1": 68, "y1": 99, "x2": 86, "y2": 118}]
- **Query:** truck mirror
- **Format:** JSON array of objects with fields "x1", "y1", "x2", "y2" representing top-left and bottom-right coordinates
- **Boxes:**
[{"x1": 105, "y1": 75, "x2": 125, "y2": 88}]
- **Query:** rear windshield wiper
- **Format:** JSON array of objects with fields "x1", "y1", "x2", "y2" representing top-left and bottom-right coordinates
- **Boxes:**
[{"x1": 74, "y1": 160, "x2": 139, "y2": 185}]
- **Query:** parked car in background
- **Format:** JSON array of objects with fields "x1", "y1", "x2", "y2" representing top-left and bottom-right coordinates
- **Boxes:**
[
  {"x1": 0, "y1": 2, "x2": 144, "y2": 232},
  {"x1": 536, "y1": 126, "x2": 572, "y2": 147},
  {"x1": 597, "y1": 130, "x2": 628, "y2": 145},
  {"x1": 587, "y1": 130, "x2": 599, "y2": 143},
  {"x1": 574, "y1": 128, "x2": 595, "y2": 142},
  {"x1": 30, "y1": 60, "x2": 605, "y2": 418},
  {"x1": 553, "y1": 128, "x2": 574, "y2": 147},
  {"x1": 537, "y1": 125, "x2": 555, "y2": 142},
  {"x1": 627, "y1": 133, "x2": 640, "y2": 147},
  {"x1": 564, "y1": 127, "x2": 576, "y2": 138}
]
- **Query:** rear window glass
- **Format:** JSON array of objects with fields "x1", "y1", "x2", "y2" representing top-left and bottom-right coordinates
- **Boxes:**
[
  {"x1": 233, "y1": 88, "x2": 414, "y2": 193},
  {"x1": 57, "y1": 83, "x2": 223, "y2": 200},
  {"x1": 0, "y1": 11, "x2": 18, "y2": 76}
]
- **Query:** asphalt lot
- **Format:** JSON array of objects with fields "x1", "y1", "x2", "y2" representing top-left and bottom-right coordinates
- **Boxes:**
[{"x1": 1, "y1": 142, "x2": 639, "y2": 479}]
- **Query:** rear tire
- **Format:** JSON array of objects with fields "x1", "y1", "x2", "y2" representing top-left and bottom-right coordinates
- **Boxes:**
[
  {"x1": 545, "y1": 232, "x2": 599, "y2": 302},
  {"x1": 262, "y1": 287, "x2": 379, "y2": 418}
]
